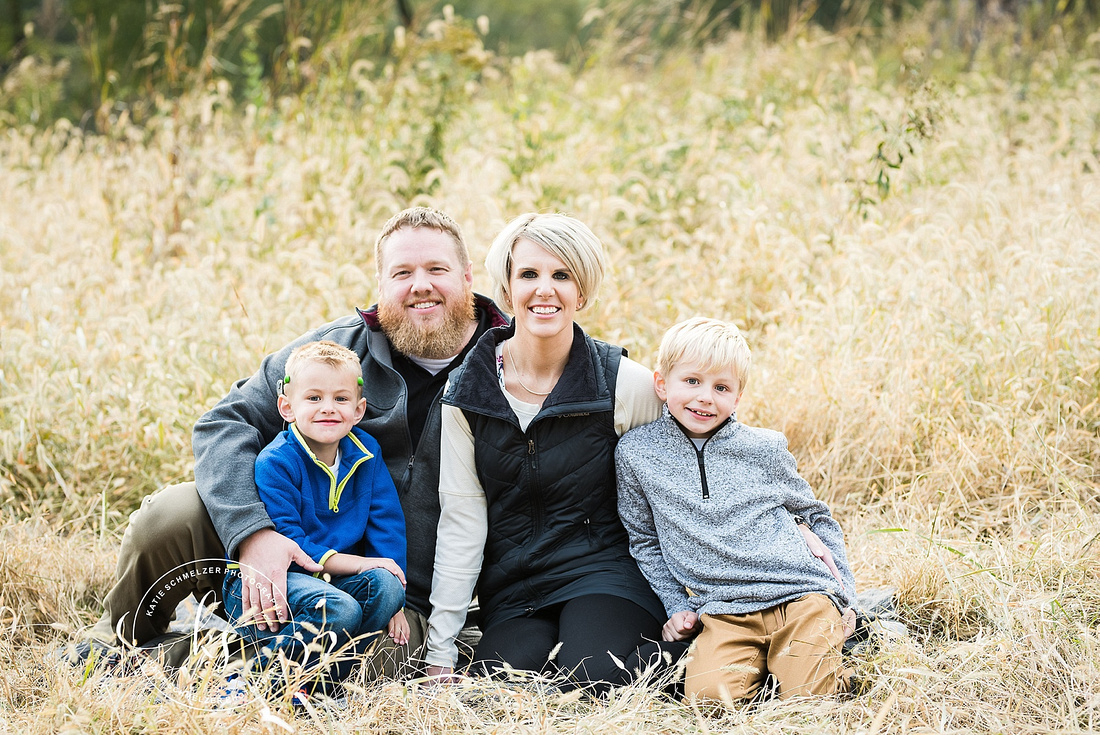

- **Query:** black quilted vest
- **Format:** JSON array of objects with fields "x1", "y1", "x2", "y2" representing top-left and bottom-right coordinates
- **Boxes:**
[{"x1": 442, "y1": 323, "x2": 665, "y2": 629}]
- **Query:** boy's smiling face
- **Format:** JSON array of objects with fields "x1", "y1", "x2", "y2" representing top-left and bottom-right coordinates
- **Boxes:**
[
  {"x1": 277, "y1": 361, "x2": 366, "y2": 463},
  {"x1": 655, "y1": 359, "x2": 743, "y2": 440}
]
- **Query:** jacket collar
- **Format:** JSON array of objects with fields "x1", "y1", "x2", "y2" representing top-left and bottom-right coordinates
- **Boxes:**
[
  {"x1": 444, "y1": 322, "x2": 613, "y2": 420},
  {"x1": 662, "y1": 404, "x2": 737, "y2": 445},
  {"x1": 287, "y1": 424, "x2": 374, "y2": 468}
]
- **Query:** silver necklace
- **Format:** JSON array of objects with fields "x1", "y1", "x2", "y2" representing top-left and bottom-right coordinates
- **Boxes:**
[{"x1": 505, "y1": 343, "x2": 555, "y2": 396}]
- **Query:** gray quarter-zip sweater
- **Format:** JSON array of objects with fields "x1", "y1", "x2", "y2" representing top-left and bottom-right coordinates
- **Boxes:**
[{"x1": 616, "y1": 407, "x2": 856, "y2": 618}]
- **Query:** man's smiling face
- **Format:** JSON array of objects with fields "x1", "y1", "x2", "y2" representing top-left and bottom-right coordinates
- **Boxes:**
[{"x1": 376, "y1": 226, "x2": 475, "y2": 360}]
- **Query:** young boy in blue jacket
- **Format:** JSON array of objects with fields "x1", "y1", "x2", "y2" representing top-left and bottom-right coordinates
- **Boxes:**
[
  {"x1": 223, "y1": 340, "x2": 408, "y2": 676},
  {"x1": 616, "y1": 318, "x2": 857, "y2": 703}
]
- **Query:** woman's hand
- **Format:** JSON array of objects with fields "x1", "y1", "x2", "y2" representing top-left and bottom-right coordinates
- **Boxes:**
[
  {"x1": 662, "y1": 610, "x2": 701, "y2": 642},
  {"x1": 425, "y1": 665, "x2": 463, "y2": 684},
  {"x1": 797, "y1": 523, "x2": 844, "y2": 588},
  {"x1": 388, "y1": 609, "x2": 410, "y2": 646}
]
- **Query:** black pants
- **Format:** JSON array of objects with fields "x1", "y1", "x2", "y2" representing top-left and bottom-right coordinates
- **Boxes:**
[{"x1": 470, "y1": 594, "x2": 687, "y2": 694}]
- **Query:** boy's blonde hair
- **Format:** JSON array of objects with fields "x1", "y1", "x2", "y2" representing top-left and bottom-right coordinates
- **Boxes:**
[
  {"x1": 284, "y1": 340, "x2": 364, "y2": 396},
  {"x1": 375, "y1": 206, "x2": 470, "y2": 272},
  {"x1": 484, "y1": 212, "x2": 606, "y2": 314},
  {"x1": 656, "y1": 317, "x2": 752, "y2": 394}
]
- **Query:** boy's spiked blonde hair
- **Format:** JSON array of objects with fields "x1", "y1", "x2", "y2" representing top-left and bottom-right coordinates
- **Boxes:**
[
  {"x1": 656, "y1": 317, "x2": 752, "y2": 394},
  {"x1": 284, "y1": 340, "x2": 364, "y2": 397}
]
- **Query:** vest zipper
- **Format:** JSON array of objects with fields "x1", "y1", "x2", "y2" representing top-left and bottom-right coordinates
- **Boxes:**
[
  {"x1": 521, "y1": 433, "x2": 543, "y2": 605},
  {"x1": 527, "y1": 436, "x2": 542, "y2": 532}
]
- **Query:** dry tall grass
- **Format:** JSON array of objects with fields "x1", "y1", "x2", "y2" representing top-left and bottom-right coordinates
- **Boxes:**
[{"x1": 1, "y1": 11, "x2": 1099, "y2": 734}]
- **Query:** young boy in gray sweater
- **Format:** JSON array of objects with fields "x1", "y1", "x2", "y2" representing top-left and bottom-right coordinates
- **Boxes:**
[{"x1": 616, "y1": 317, "x2": 857, "y2": 703}]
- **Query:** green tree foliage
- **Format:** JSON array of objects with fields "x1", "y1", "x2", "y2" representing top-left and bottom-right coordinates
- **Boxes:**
[
  {"x1": 431, "y1": 0, "x2": 587, "y2": 55},
  {"x1": 1, "y1": 0, "x2": 1097, "y2": 128},
  {"x1": 1, "y1": 0, "x2": 25, "y2": 64},
  {"x1": 0, "y1": 0, "x2": 404, "y2": 127}
]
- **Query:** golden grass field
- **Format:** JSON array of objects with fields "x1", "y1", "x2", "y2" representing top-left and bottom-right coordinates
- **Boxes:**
[{"x1": 1, "y1": 10, "x2": 1100, "y2": 733}]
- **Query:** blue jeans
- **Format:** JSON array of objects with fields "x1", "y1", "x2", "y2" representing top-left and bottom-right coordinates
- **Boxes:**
[{"x1": 223, "y1": 567, "x2": 405, "y2": 679}]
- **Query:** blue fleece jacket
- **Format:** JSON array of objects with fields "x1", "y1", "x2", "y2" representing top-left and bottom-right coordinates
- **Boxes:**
[
  {"x1": 616, "y1": 408, "x2": 855, "y2": 618},
  {"x1": 255, "y1": 425, "x2": 406, "y2": 573}
]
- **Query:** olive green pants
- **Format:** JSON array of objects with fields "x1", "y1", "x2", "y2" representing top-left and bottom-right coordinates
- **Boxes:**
[{"x1": 85, "y1": 482, "x2": 223, "y2": 649}]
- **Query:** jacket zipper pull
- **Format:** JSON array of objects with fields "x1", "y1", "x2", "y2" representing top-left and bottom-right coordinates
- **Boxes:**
[
  {"x1": 528, "y1": 440, "x2": 535, "y2": 455},
  {"x1": 697, "y1": 447, "x2": 710, "y2": 499},
  {"x1": 407, "y1": 453, "x2": 415, "y2": 471}
]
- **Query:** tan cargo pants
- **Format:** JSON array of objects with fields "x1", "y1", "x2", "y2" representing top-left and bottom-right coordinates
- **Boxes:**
[{"x1": 684, "y1": 593, "x2": 850, "y2": 703}]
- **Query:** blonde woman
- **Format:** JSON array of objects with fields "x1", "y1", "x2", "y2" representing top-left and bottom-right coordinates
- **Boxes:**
[{"x1": 423, "y1": 213, "x2": 669, "y2": 691}]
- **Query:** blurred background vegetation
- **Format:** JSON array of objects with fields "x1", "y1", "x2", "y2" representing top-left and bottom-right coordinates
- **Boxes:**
[
  {"x1": 2, "y1": 3, "x2": 1098, "y2": 730},
  {"x1": 2, "y1": 0, "x2": 1098, "y2": 130}
]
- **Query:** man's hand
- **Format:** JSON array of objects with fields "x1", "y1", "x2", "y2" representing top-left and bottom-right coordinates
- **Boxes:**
[
  {"x1": 797, "y1": 523, "x2": 845, "y2": 588},
  {"x1": 237, "y1": 528, "x2": 322, "y2": 632},
  {"x1": 388, "y1": 609, "x2": 410, "y2": 646},
  {"x1": 662, "y1": 610, "x2": 701, "y2": 642}
]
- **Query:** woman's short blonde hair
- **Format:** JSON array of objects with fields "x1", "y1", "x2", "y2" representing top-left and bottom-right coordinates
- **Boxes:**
[
  {"x1": 484, "y1": 213, "x2": 606, "y2": 314},
  {"x1": 656, "y1": 317, "x2": 752, "y2": 394}
]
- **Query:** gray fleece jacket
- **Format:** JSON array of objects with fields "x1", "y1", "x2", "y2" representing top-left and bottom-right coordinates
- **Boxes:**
[{"x1": 615, "y1": 408, "x2": 856, "y2": 618}]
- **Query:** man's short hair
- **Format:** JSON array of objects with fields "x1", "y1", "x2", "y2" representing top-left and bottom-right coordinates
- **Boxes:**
[
  {"x1": 484, "y1": 212, "x2": 606, "y2": 314},
  {"x1": 656, "y1": 317, "x2": 752, "y2": 394},
  {"x1": 375, "y1": 206, "x2": 470, "y2": 272},
  {"x1": 284, "y1": 340, "x2": 364, "y2": 397}
]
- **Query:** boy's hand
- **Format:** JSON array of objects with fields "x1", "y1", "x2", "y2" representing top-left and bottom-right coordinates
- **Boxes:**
[
  {"x1": 841, "y1": 607, "x2": 857, "y2": 638},
  {"x1": 797, "y1": 523, "x2": 845, "y2": 588},
  {"x1": 355, "y1": 557, "x2": 407, "y2": 586},
  {"x1": 662, "y1": 610, "x2": 701, "y2": 642},
  {"x1": 388, "y1": 609, "x2": 410, "y2": 646},
  {"x1": 238, "y1": 528, "x2": 323, "y2": 632}
]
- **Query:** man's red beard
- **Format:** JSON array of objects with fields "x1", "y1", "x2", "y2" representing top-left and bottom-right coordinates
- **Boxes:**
[{"x1": 376, "y1": 284, "x2": 476, "y2": 360}]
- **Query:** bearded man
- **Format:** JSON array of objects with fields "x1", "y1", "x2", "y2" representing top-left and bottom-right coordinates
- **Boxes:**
[{"x1": 72, "y1": 207, "x2": 507, "y2": 675}]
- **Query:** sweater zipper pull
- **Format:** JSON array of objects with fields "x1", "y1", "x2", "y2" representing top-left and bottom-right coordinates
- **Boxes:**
[{"x1": 696, "y1": 447, "x2": 710, "y2": 499}]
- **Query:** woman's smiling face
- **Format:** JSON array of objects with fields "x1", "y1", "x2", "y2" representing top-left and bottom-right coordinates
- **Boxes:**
[{"x1": 507, "y1": 238, "x2": 581, "y2": 341}]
